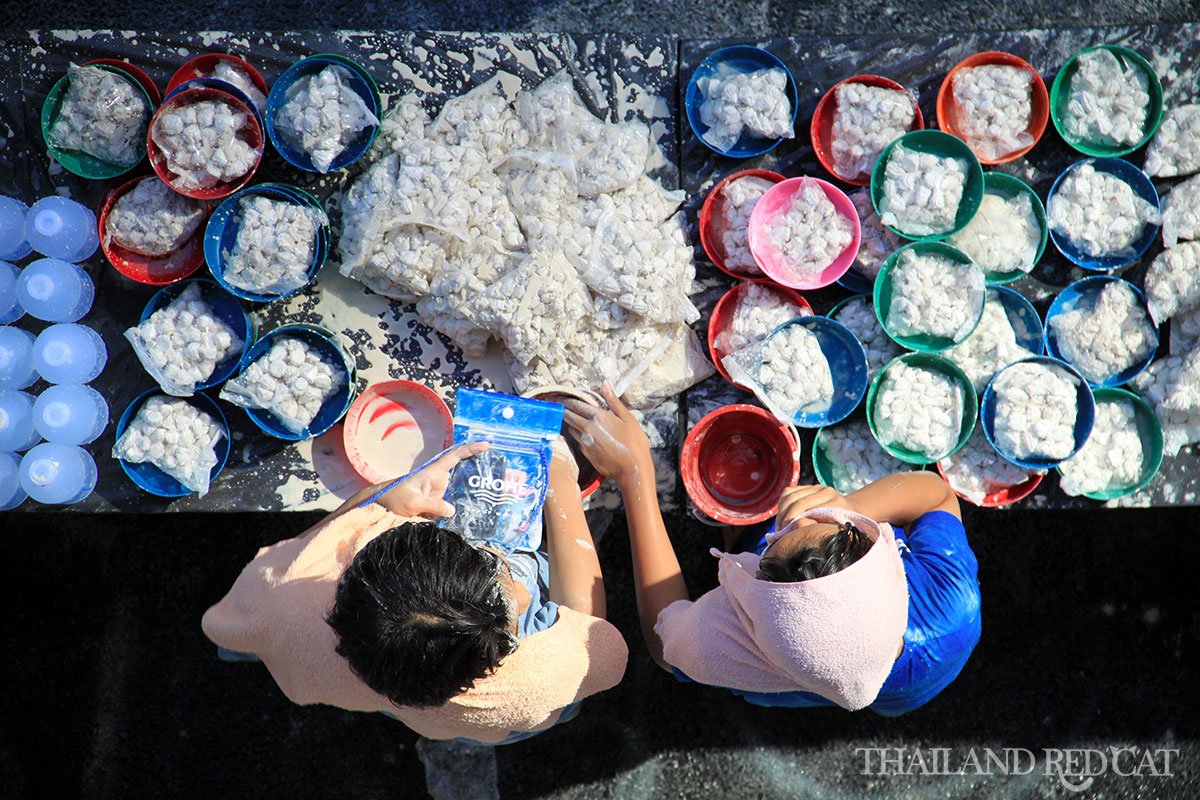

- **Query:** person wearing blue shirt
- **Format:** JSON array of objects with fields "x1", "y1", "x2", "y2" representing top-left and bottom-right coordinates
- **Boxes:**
[
  {"x1": 700, "y1": 499, "x2": 980, "y2": 715},
  {"x1": 560, "y1": 387, "x2": 979, "y2": 715}
]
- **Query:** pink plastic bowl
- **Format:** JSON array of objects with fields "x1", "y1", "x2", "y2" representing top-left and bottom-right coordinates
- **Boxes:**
[
  {"x1": 698, "y1": 168, "x2": 787, "y2": 280},
  {"x1": 747, "y1": 177, "x2": 861, "y2": 289}
]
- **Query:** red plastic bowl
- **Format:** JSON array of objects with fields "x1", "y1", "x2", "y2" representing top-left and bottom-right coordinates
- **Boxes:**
[
  {"x1": 747, "y1": 176, "x2": 861, "y2": 289},
  {"x1": 82, "y1": 58, "x2": 162, "y2": 105},
  {"x1": 98, "y1": 174, "x2": 210, "y2": 285},
  {"x1": 522, "y1": 385, "x2": 605, "y2": 499},
  {"x1": 147, "y1": 86, "x2": 264, "y2": 200},
  {"x1": 934, "y1": 460, "x2": 1044, "y2": 508},
  {"x1": 166, "y1": 54, "x2": 268, "y2": 103},
  {"x1": 936, "y1": 52, "x2": 1049, "y2": 165},
  {"x1": 707, "y1": 279, "x2": 813, "y2": 391},
  {"x1": 811, "y1": 75, "x2": 924, "y2": 186},
  {"x1": 682, "y1": 404, "x2": 800, "y2": 525},
  {"x1": 698, "y1": 169, "x2": 786, "y2": 280},
  {"x1": 343, "y1": 380, "x2": 454, "y2": 485}
]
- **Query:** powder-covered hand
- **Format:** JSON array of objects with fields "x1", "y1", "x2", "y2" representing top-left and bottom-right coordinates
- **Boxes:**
[
  {"x1": 562, "y1": 382, "x2": 649, "y2": 485},
  {"x1": 376, "y1": 441, "x2": 489, "y2": 519}
]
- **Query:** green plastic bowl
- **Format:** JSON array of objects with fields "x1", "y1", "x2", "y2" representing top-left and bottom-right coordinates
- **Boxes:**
[
  {"x1": 949, "y1": 172, "x2": 1049, "y2": 285},
  {"x1": 811, "y1": 426, "x2": 838, "y2": 489},
  {"x1": 41, "y1": 65, "x2": 154, "y2": 180},
  {"x1": 866, "y1": 352, "x2": 979, "y2": 465},
  {"x1": 869, "y1": 129, "x2": 985, "y2": 242},
  {"x1": 813, "y1": 419, "x2": 922, "y2": 493},
  {"x1": 1057, "y1": 387, "x2": 1164, "y2": 501},
  {"x1": 874, "y1": 241, "x2": 985, "y2": 352},
  {"x1": 1049, "y1": 45, "x2": 1163, "y2": 158}
]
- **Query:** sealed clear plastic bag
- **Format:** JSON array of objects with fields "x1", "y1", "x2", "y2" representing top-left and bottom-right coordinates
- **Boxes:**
[
  {"x1": 124, "y1": 283, "x2": 244, "y2": 397},
  {"x1": 275, "y1": 64, "x2": 380, "y2": 173},
  {"x1": 151, "y1": 98, "x2": 258, "y2": 191},
  {"x1": 48, "y1": 64, "x2": 151, "y2": 168},
  {"x1": 441, "y1": 388, "x2": 564, "y2": 552},
  {"x1": 431, "y1": 76, "x2": 528, "y2": 164},
  {"x1": 112, "y1": 395, "x2": 224, "y2": 495},
  {"x1": 722, "y1": 324, "x2": 834, "y2": 423},
  {"x1": 478, "y1": 249, "x2": 592, "y2": 367},
  {"x1": 103, "y1": 177, "x2": 206, "y2": 257},
  {"x1": 221, "y1": 195, "x2": 326, "y2": 296},
  {"x1": 218, "y1": 337, "x2": 346, "y2": 434}
]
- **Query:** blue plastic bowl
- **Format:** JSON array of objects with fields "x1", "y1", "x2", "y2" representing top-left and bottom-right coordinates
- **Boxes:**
[
  {"x1": 989, "y1": 285, "x2": 1044, "y2": 355},
  {"x1": 234, "y1": 323, "x2": 357, "y2": 441},
  {"x1": 139, "y1": 278, "x2": 255, "y2": 391},
  {"x1": 1043, "y1": 276, "x2": 1159, "y2": 387},
  {"x1": 166, "y1": 77, "x2": 265, "y2": 132},
  {"x1": 204, "y1": 183, "x2": 330, "y2": 303},
  {"x1": 762, "y1": 316, "x2": 869, "y2": 428},
  {"x1": 265, "y1": 53, "x2": 381, "y2": 172},
  {"x1": 1046, "y1": 158, "x2": 1160, "y2": 270},
  {"x1": 116, "y1": 389, "x2": 231, "y2": 497},
  {"x1": 835, "y1": 266, "x2": 875, "y2": 294},
  {"x1": 685, "y1": 45, "x2": 800, "y2": 159},
  {"x1": 980, "y1": 356, "x2": 1096, "y2": 469}
]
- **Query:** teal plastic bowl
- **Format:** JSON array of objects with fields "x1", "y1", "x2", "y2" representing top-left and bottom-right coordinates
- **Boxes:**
[
  {"x1": 866, "y1": 352, "x2": 978, "y2": 465},
  {"x1": 949, "y1": 172, "x2": 1048, "y2": 285},
  {"x1": 874, "y1": 241, "x2": 985, "y2": 353},
  {"x1": 1056, "y1": 387, "x2": 1163, "y2": 501},
  {"x1": 869, "y1": 129, "x2": 985, "y2": 242},
  {"x1": 41, "y1": 65, "x2": 154, "y2": 180},
  {"x1": 1049, "y1": 44, "x2": 1163, "y2": 158}
]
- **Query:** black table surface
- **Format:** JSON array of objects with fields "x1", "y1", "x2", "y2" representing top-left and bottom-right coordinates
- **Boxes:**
[{"x1": 3, "y1": 24, "x2": 1198, "y2": 512}]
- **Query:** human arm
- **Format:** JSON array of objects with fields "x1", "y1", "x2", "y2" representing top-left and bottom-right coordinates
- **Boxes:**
[
  {"x1": 295, "y1": 441, "x2": 491, "y2": 539},
  {"x1": 775, "y1": 471, "x2": 961, "y2": 532},
  {"x1": 544, "y1": 439, "x2": 606, "y2": 617},
  {"x1": 562, "y1": 383, "x2": 687, "y2": 672}
]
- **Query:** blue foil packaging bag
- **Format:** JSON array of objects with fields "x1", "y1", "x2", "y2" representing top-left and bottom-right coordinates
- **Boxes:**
[{"x1": 441, "y1": 388, "x2": 564, "y2": 552}]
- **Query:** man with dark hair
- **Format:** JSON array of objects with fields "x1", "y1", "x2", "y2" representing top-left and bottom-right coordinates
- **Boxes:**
[
  {"x1": 326, "y1": 522, "x2": 521, "y2": 708},
  {"x1": 202, "y1": 439, "x2": 628, "y2": 745},
  {"x1": 563, "y1": 389, "x2": 981, "y2": 716}
]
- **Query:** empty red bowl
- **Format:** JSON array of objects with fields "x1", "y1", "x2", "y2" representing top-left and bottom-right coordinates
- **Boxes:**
[
  {"x1": 707, "y1": 279, "x2": 813, "y2": 391},
  {"x1": 936, "y1": 51, "x2": 1049, "y2": 165},
  {"x1": 343, "y1": 380, "x2": 454, "y2": 485},
  {"x1": 682, "y1": 404, "x2": 800, "y2": 525},
  {"x1": 698, "y1": 168, "x2": 786, "y2": 279},
  {"x1": 811, "y1": 75, "x2": 923, "y2": 186},
  {"x1": 97, "y1": 174, "x2": 209, "y2": 285},
  {"x1": 147, "y1": 86, "x2": 264, "y2": 200}
]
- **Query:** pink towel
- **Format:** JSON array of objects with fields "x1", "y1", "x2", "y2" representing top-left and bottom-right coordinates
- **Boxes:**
[{"x1": 655, "y1": 507, "x2": 908, "y2": 709}]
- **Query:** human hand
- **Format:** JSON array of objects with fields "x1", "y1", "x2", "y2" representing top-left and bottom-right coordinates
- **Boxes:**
[
  {"x1": 562, "y1": 382, "x2": 650, "y2": 485},
  {"x1": 775, "y1": 484, "x2": 857, "y2": 531},
  {"x1": 375, "y1": 441, "x2": 489, "y2": 519}
]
